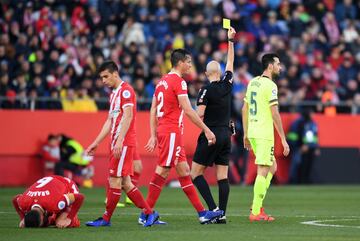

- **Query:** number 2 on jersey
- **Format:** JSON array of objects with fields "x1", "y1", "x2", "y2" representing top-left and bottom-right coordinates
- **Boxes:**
[
  {"x1": 35, "y1": 177, "x2": 53, "y2": 188},
  {"x1": 250, "y1": 91, "x2": 257, "y2": 115},
  {"x1": 157, "y1": 91, "x2": 164, "y2": 117}
]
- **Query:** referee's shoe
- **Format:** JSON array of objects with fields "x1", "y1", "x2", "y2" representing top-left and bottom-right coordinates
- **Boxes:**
[{"x1": 210, "y1": 208, "x2": 226, "y2": 224}]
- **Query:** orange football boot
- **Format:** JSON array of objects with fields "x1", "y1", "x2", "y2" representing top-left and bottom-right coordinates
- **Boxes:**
[{"x1": 249, "y1": 207, "x2": 275, "y2": 222}]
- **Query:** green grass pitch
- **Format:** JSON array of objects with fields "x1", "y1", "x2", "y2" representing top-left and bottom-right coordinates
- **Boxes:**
[{"x1": 1, "y1": 186, "x2": 359, "y2": 241}]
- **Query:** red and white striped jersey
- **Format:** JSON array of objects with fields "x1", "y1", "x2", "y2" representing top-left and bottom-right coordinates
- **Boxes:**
[
  {"x1": 108, "y1": 81, "x2": 136, "y2": 148},
  {"x1": 154, "y1": 73, "x2": 188, "y2": 134}
]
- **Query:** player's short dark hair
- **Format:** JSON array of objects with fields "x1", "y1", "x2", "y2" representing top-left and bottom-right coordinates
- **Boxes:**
[
  {"x1": 97, "y1": 61, "x2": 119, "y2": 75},
  {"x1": 24, "y1": 210, "x2": 41, "y2": 228},
  {"x1": 261, "y1": 53, "x2": 280, "y2": 70},
  {"x1": 170, "y1": 49, "x2": 191, "y2": 67}
]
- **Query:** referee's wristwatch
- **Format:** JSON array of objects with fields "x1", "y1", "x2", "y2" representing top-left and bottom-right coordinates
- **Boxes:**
[{"x1": 228, "y1": 38, "x2": 235, "y2": 43}]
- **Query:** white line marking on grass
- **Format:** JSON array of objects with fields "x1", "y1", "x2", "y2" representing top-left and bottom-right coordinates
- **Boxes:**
[
  {"x1": 301, "y1": 219, "x2": 360, "y2": 229},
  {"x1": 1, "y1": 210, "x2": 359, "y2": 220}
]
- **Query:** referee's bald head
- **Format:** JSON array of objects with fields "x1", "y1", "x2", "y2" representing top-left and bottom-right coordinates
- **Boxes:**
[
  {"x1": 205, "y1": 61, "x2": 221, "y2": 81},
  {"x1": 206, "y1": 61, "x2": 221, "y2": 73}
]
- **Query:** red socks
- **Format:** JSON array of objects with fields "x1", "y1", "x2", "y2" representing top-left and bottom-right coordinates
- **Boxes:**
[
  {"x1": 131, "y1": 171, "x2": 141, "y2": 187},
  {"x1": 179, "y1": 175, "x2": 205, "y2": 212},
  {"x1": 127, "y1": 187, "x2": 152, "y2": 215},
  {"x1": 146, "y1": 174, "x2": 205, "y2": 213},
  {"x1": 103, "y1": 188, "x2": 121, "y2": 222},
  {"x1": 146, "y1": 173, "x2": 166, "y2": 208}
]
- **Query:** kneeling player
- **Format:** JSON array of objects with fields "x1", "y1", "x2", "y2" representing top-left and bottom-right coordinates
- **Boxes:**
[{"x1": 12, "y1": 175, "x2": 84, "y2": 228}]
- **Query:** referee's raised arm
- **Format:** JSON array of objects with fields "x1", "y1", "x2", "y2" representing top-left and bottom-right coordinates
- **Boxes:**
[{"x1": 225, "y1": 27, "x2": 236, "y2": 75}]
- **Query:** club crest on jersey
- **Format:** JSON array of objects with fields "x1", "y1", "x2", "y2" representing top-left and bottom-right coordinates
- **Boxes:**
[
  {"x1": 181, "y1": 81, "x2": 187, "y2": 90},
  {"x1": 58, "y1": 201, "x2": 66, "y2": 210},
  {"x1": 122, "y1": 90, "x2": 131, "y2": 99}
]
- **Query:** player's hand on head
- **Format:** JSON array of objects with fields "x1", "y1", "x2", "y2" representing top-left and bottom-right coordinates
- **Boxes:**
[
  {"x1": 243, "y1": 136, "x2": 251, "y2": 151},
  {"x1": 205, "y1": 130, "x2": 216, "y2": 145},
  {"x1": 228, "y1": 27, "x2": 236, "y2": 39},
  {"x1": 145, "y1": 136, "x2": 157, "y2": 152}
]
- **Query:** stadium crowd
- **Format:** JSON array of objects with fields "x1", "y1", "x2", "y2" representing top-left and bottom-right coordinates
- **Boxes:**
[{"x1": 0, "y1": 0, "x2": 360, "y2": 114}]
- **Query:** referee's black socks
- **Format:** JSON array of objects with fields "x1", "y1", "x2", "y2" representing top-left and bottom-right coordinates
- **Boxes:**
[
  {"x1": 193, "y1": 175, "x2": 217, "y2": 211},
  {"x1": 218, "y1": 178, "x2": 229, "y2": 214}
]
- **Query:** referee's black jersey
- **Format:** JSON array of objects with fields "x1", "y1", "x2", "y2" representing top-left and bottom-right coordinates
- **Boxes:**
[{"x1": 196, "y1": 71, "x2": 233, "y2": 127}]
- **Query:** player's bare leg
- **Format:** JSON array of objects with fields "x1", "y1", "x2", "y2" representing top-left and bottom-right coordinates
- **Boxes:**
[{"x1": 131, "y1": 160, "x2": 143, "y2": 186}]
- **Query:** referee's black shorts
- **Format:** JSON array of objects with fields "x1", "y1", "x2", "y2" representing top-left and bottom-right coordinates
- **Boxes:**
[{"x1": 193, "y1": 127, "x2": 231, "y2": 167}]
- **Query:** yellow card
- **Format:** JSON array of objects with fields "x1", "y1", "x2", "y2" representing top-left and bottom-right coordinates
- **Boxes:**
[{"x1": 223, "y1": 18, "x2": 230, "y2": 29}]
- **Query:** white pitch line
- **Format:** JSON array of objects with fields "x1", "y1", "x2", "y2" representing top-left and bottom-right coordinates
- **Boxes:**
[
  {"x1": 1, "y1": 211, "x2": 359, "y2": 220},
  {"x1": 301, "y1": 219, "x2": 360, "y2": 229}
]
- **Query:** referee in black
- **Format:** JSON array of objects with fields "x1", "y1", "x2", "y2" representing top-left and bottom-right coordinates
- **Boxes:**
[{"x1": 191, "y1": 27, "x2": 236, "y2": 224}]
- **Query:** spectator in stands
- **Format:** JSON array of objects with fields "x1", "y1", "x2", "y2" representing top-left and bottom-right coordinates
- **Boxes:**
[
  {"x1": 47, "y1": 89, "x2": 62, "y2": 110},
  {"x1": 322, "y1": 80, "x2": 340, "y2": 116},
  {"x1": 0, "y1": 0, "x2": 359, "y2": 113}
]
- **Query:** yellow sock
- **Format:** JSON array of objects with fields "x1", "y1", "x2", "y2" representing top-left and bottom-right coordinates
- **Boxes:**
[
  {"x1": 251, "y1": 175, "x2": 267, "y2": 215},
  {"x1": 262, "y1": 172, "x2": 273, "y2": 203},
  {"x1": 266, "y1": 172, "x2": 273, "y2": 190}
]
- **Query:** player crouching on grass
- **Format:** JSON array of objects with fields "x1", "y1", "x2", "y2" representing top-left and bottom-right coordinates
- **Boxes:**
[{"x1": 12, "y1": 175, "x2": 84, "y2": 228}]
